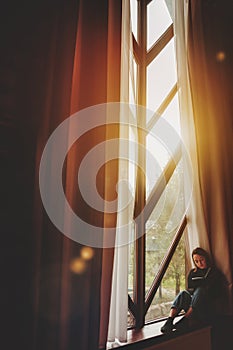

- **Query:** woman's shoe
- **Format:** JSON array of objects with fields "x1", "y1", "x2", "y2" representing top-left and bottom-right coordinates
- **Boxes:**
[{"x1": 160, "y1": 317, "x2": 174, "y2": 333}]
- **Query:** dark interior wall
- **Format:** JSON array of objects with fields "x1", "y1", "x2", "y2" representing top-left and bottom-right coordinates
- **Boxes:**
[
  {"x1": 0, "y1": 1, "x2": 80, "y2": 348},
  {"x1": 1, "y1": 2, "x2": 40, "y2": 347}
]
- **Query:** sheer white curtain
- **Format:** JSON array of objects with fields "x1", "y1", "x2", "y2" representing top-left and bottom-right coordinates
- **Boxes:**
[
  {"x1": 173, "y1": 0, "x2": 209, "y2": 262},
  {"x1": 107, "y1": 0, "x2": 136, "y2": 346}
]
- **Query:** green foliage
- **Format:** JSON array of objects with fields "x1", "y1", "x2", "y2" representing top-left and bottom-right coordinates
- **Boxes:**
[
  {"x1": 128, "y1": 163, "x2": 186, "y2": 310},
  {"x1": 145, "y1": 163, "x2": 185, "y2": 294}
]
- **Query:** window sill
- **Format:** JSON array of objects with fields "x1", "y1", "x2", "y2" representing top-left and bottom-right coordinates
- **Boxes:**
[{"x1": 107, "y1": 317, "x2": 212, "y2": 349}]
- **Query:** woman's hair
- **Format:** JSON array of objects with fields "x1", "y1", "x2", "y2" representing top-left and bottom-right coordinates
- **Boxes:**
[{"x1": 191, "y1": 247, "x2": 212, "y2": 268}]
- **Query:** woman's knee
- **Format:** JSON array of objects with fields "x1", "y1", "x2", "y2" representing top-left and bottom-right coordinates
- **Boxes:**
[
  {"x1": 192, "y1": 287, "x2": 207, "y2": 307},
  {"x1": 172, "y1": 290, "x2": 192, "y2": 311},
  {"x1": 179, "y1": 290, "x2": 192, "y2": 301}
]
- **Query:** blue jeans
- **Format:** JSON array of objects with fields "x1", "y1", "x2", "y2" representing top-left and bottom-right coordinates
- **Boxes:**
[{"x1": 172, "y1": 287, "x2": 209, "y2": 320}]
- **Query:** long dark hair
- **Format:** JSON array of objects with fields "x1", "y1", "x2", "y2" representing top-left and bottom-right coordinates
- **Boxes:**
[{"x1": 191, "y1": 247, "x2": 212, "y2": 268}]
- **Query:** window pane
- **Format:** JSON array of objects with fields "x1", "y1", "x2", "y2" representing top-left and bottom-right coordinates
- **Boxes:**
[
  {"x1": 145, "y1": 162, "x2": 185, "y2": 302},
  {"x1": 146, "y1": 115, "x2": 181, "y2": 200},
  {"x1": 130, "y1": 0, "x2": 138, "y2": 40},
  {"x1": 145, "y1": 233, "x2": 186, "y2": 323},
  {"x1": 162, "y1": 93, "x2": 181, "y2": 136},
  {"x1": 127, "y1": 0, "x2": 186, "y2": 330},
  {"x1": 164, "y1": 0, "x2": 174, "y2": 21},
  {"x1": 146, "y1": 133, "x2": 170, "y2": 199},
  {"x1": 147, "y1": 0, "x2": 172, "y2": 50},
  {"x1": 128, "y1": 240, "x2": 135, "y2": 300},
  {"x1": 128, "y1": 311, "x2": 135, "y2": 328},
  {"x1": 147, "y1": 39, "x2": 177, "y2": 114},
  {"x1": 128, "y1": 240, "x2": 135, "y2": 327}
]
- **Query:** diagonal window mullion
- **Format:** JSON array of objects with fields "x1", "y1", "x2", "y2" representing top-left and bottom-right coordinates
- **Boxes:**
[
  {"x1": 146, "y1": 24, "x2": 174, "y2": 66},
  {"x1": 132, "y1": 33, "x2": 142, "y2": 65},
  {"x1": 138, "y1": 144, "x2": 182, "y2": 228},
  {"x1": 128, "y1": 294, "x2": 137, "y2": 320},
  {"x1": 144, "y1": 215, "x2": 187, "y2": 315},
  {"x1": 147, "y1": 83, "x2": 177, "y2": 132}
]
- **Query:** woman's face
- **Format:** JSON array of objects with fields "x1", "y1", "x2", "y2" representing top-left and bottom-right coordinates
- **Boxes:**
[{"x1": 193, "y1": 254, "x2": 207, "y2": 269}]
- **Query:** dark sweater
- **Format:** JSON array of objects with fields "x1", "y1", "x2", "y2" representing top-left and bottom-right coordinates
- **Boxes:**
[{"x1": 187, "y1": 267, "x2": 222, "y2": 299}]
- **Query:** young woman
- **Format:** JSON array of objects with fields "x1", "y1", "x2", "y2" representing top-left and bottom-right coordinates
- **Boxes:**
[{"x1": 160, "y1": 247, "x2": 222, "y2": 333}]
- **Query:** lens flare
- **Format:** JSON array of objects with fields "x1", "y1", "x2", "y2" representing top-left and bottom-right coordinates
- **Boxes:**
[
  {"x1": 81, "y1": 246, "x2": 94, "y2": 260},
  {"x1": 70, "y1": 257, "x2": 86, "y2": 274},
  {"x1": 216, "y1": 51, "x2": 226, "y2": 62}
]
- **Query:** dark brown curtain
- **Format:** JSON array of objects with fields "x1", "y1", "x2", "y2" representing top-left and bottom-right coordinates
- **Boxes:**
[
  {"x1": 187, "y1": 0, "x2": 233, "y2": 312},
  {"x1": 0, "y1": 1, "x2": 122, "y2": 349}
]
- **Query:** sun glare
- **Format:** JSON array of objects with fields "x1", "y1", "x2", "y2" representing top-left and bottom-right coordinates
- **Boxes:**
[
  {"x1": 147, "y1": 0, "x2": 172, "y2": 49},
  {"x1": 129, "y1": 0, "x2": 181, "y2": 198}
]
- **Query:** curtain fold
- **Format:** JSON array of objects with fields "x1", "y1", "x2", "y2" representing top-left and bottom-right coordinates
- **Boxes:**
[
  {"x1": 98, "y1": 3, "x2": 123, "y2": 349},
  {"x1": 32, "y1": 1, "x2": 122, "y2": 350},
  {"x1": 175, "y1": 0, "x2": 233, "y2": 312},
  {"x1": 187, "y1": 0, "x2": 233, "y2": 313},
  {"x1": 107, "y1": 1, "x2": 137, "y2": 346},
  {"x1": 33, "y1": 1, "x2": 108, "y2": 348},
  {"x1": 174, "y1": 0, "x2": 209, "y2": 269}
]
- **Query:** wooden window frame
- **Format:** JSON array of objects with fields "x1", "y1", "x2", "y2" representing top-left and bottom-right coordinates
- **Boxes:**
[{"x1": 128, "y1": 0, "x2": 187, "y2": 329}]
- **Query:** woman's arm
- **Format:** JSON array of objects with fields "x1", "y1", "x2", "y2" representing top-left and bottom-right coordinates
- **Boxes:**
[{"x1": 187, "y1": 268, "x2": 207, "y2": 290}]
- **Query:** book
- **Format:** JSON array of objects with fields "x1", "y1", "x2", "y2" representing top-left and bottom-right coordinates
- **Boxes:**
[{"x1": 191, "y1": 267, "x2": 211, "y2": 280}]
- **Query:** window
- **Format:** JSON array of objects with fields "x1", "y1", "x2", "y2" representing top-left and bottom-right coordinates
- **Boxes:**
[{"x1": 128, "y1": 0, "x2": 187, "y2": 328}]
